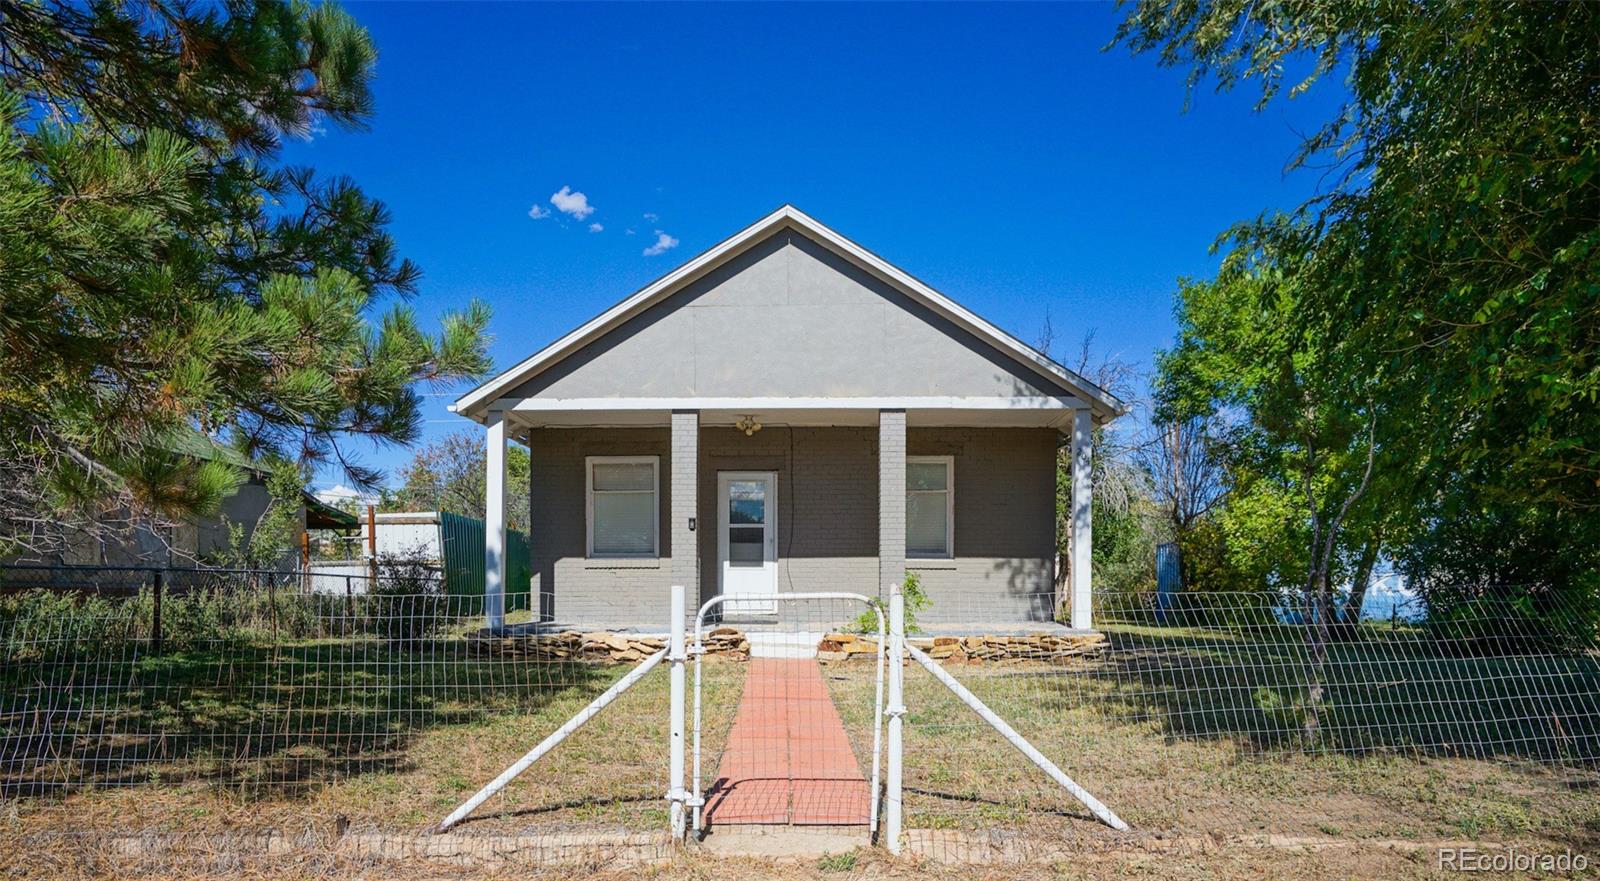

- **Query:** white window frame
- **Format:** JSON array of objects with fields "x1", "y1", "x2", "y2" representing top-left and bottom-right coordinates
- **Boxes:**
[
  {"x1": 585, "y1": 455, "x2": 660, "y2": 559},
  {"x1": 906, "y1": 455, "x2": 954, "y2": 559}
]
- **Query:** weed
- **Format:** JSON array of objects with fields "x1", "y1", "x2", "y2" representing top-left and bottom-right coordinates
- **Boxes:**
[{"x1": 816, "y1": 850, "x2": 858, "y2": 872}]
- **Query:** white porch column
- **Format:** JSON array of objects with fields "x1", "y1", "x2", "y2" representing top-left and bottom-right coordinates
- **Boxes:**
[
  {"x1": 485, "y1": 409, "x2": 508, "y2": 631},
  {"x1": 878, "y1": 409, "x2": 907, "y2": 600},
  {"x1": 1070, "y1": 408, "x2": 1094, "y2": 630},
  {"x1": 669, "y1": 410, "x2": 699, "y2": 609}
]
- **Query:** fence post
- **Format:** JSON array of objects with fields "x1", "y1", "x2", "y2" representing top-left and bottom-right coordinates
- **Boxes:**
[
  {"x1": 151, "y1": 568, "x2": 164, "y2": 654},
  {"x1": 667, "y1": 583, "x2": 688, "y2": 840},
  {"x1": 885, "y1": 585, "x2": 905, "y2": 855}
]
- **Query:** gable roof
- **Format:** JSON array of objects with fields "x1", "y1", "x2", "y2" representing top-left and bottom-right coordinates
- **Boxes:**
[{"x1": 452, "y1": 205, "x2": 1126, "y2": 422}]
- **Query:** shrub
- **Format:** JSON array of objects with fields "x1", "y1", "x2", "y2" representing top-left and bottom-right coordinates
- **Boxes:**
[
  {"x1": 1399, "y1": 502, "x2": 1600, "y2": 652},
  {"x1": 366, "y1": 546, "x2": 447, "y2": 642},
  {"x1": 853, "y1": 570, "x2": 929, "y2": 635},
  {"x1": 0, "y1": 589, "x2": 137, "y2": 662}
]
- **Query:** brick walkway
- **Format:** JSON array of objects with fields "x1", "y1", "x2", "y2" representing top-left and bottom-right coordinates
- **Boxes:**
[{"x1": 703, "y1": 658, "x2": 871, "y2": 826}]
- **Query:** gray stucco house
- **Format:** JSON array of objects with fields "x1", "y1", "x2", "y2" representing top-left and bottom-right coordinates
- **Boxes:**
[{"x1": 451, "y1": 206, "x2": 1124, "y2": 630}]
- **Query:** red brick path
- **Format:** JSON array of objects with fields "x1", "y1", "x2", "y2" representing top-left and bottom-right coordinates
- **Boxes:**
[{"x1": 702, "y1": 658, "x2": 871, "y2": 826}]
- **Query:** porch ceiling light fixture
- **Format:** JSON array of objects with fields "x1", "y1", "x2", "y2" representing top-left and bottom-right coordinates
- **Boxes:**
[{"x1": 734, "y1": 415, "x2": 763, "y2": 437}]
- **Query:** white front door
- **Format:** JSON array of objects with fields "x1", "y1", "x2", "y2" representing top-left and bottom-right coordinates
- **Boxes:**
[{"x1": 718, "y1": 471, "x2": 777, "y2": 617}]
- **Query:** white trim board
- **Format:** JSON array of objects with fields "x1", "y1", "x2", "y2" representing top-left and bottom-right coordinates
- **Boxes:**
[
  {"x1": 501, "y1": 396, "x2": 1087, "y2": 413},
  {"x1": 452, "y1": 206, "x2": 1127, "y2": 423}
]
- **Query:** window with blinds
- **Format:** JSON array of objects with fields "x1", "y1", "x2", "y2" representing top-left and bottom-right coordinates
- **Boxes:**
[
  {"x1": 907, "y1": 456, "x2": 953, "y2": 558},
  {"x1": 586, "y1": 456, "x2": 659, "y2": 557}
]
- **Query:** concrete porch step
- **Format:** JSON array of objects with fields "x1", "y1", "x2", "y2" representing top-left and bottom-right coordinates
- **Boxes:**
[{"x1": 745, "y1": 631, "x2": 824, "y2": 659}]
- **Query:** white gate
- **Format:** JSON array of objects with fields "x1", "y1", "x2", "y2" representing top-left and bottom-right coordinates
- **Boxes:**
[
  {"x1": 688, "y1": 591, "x2": 887, "y2": 838},
  {"x1": 436, "y1": 583, "x2": 1125, "y2": 852}
]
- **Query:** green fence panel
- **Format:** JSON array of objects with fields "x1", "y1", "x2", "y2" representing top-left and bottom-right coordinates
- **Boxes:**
[
  {"x1": 437, "y1": 511, "x2": 530, "y2": 612},
  {"x1": 506, "y1": 528, "x2": 532, "y2": 612}
]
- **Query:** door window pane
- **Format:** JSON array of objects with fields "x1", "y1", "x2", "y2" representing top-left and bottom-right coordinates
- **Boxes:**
[
  {"x1": 728, "y1": 525, "x2": 765, "y2": 565},
  {"x1": 728, "y1": 480, "x2": 766, "y2": 525}
]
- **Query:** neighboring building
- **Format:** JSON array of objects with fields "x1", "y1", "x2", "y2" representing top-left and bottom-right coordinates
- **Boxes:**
[
  {"x1": 5, "y1": 444, "x2": 356, "y2": 571},
  {"x1": 310, "y1": 511, "x2": 532, "y2": 607},
  {"x1": 450, "y1": 206, "x2": 1125, "y2": 629}
]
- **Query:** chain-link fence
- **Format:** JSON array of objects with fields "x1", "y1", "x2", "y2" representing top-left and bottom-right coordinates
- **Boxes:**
[{"x1": 2, "y1": 566, "x2": 1597, "y2": 872}]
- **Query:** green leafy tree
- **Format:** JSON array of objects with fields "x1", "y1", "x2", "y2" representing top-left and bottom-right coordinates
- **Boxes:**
[
  {"x1": 0, "y1": 1, "x2": 490, "y2": 558},
  {"x1": 1118, "y1": 0, "x2": 1600, "y2": 511},
  {"x1": 1120, "y1": 0, "x2": 1600, "y2": 735},
  {"x1": 385, "y1": 431, "x2": 531, "y2": 533}
]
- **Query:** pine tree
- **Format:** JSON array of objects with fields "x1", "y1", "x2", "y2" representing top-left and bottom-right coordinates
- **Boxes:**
[{"x1": 0, "y1": 1, "x2": 490, "y2": 557}]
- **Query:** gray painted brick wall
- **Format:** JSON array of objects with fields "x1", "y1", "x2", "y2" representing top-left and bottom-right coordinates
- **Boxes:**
[
  {"x1": 526, "y1": 427, "x2": 672, "y2": 626},
  {"x1": 878, "y1": 411, "x2": 906, "y2": 601},
  {"x1": 669, "y1": 411, "x2": 699, "y2": 604},
  {"x1": 908, "y1": 427, "x2": 1059, "y2": 624},
  {"x1": 695, "y1": 426, "x2": 879, "y2": 611},
  {"x1": 525, "y1": 423, "x2": 1058, "y2": 628}
]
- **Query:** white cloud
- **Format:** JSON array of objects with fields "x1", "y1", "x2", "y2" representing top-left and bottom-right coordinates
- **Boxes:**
[
  {"x1": 625, "y1": 228, "x2": 637, "y2": 236},
  {"x1": 314, "y1": 484, "x2": 378, "y2": 507},
  {"x1": 643, "y1": 212, "x2": 659, "y2": 223},
  {"x1": 550, "y1": 185, "x2": 595, "y2": 220},
  {"x1": 527, "y1": 204, "x2": 550, "y2": 220},
  {"x1": 642, "y1": 230, "x2": 679, "y2": 257},
  {"x1": 588, "y1": 222, "x2": 604, "y2": 233}
]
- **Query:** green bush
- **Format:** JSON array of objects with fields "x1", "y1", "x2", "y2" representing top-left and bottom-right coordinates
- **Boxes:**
[
  {"x1": 366, "y1": 548, "x2": 448, "y2": 642},
  {"x1": 853, "y1": 570, "x2": 929, "y2": 635},
  {"x1": 0, "y1": 589, "x2": 137, "y2": 661},
  {"x1": 1399, "y1": 501, "x2": 1600, "y2": 652},
  {"x1": 0, "y1": 576, "x2": 348, "y2": 662}
]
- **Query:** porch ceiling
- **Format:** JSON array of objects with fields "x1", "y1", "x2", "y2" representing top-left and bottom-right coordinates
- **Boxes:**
[{"x1": 497, "y1": 396, "x2": 1081, "y2": 438}]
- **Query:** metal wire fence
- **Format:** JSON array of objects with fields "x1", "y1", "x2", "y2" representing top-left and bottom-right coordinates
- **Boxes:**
[
  {"x1": 2, "y1": 565, "x2": 1597, "y2": 870},
  {"x1": 898, "y1": 586, "x2": 1600, "y2": 862},
  {"x1": 0, "y1": 564, "x2": 675, "y2": 833}
]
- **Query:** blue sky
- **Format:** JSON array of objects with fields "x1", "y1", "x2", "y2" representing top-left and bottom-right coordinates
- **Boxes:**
[{"x1": 291, "y1": 2, "x2": 1344, "y2": 492}]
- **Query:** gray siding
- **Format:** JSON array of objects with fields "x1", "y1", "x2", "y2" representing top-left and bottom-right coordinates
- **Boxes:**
[
  {"x1": 908, "y1": 428, "x2": 1060, "y2": 624},
  {"x1": 506, "y1": 229, "x2": 1077, "y2": 402},
  {"x1": 695, "y1": 427, "x2": 879, "y2": 611},
  {"x1": 525, "y1": 424, "x2": 1058, "y2": 628},
  {"x1": 527, "y1": 428, "x2": 673, "y2": 625}
]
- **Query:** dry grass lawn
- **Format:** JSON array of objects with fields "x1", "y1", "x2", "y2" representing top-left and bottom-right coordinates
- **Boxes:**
[{"x1": 3, "y1": 622, "x2": 1597, "y2": 879}]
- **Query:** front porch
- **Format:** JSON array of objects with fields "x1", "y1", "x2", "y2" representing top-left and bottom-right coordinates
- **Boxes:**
[{"x1": 475, "y1": 400, "x2": 1099, "y2": 632}]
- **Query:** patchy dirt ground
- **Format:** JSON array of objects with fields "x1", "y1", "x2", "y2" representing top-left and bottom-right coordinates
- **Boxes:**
[
  {"x1": 0, "y1": 826, "x2": 1589, "y2": 881},
  {"x1": 4, "y1": 631, "x2": 1596, "y2": 879}
]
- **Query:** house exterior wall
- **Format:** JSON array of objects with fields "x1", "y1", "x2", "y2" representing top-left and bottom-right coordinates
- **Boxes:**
[
  {"x1": 504, "y1": 229, "x2": 1079, "y2": 402},
  {"x1": 523, "y1": 424, "x2": 1058, "y2": 627},
  {"x1": 908, "y1": 427, "x2": 1059, "y2": 624},
  {"x1": 526, "y1": 427, "x2": 674, "y2": 624},
  {"x1": 185, "y1": 478, "x2": 306, "y2": 568},
  {"x1": 695, "y1": 427, "x2": 880, "y2": 612}
]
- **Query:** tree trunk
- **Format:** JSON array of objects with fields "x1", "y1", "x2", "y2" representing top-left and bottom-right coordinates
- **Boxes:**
[
  {"x1": 1301, "y1": 416, "x2": 1377, "y2": 746},
  {"x1": 1332, "y1": 533, "x2": 1381, "y2": 641},
  {"x1": 1302, "y1": 577, "x2": 1326, "y2": 745}
]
